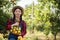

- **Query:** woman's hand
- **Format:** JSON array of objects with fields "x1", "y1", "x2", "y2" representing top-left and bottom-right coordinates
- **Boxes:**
[{"x1": 11, "y1": 22, "x2": 19, "y2": 27}]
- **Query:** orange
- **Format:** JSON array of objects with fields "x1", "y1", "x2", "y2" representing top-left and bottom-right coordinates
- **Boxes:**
[
  {"x1": 18, "y1": 36, "x2": 22, "y2": 40},
  {"x1": 14, "y1": 31, "x2": 17, "y2": 34},
  {"x1": 17, "y1": 31, "x2": 21, "y2": 34}
]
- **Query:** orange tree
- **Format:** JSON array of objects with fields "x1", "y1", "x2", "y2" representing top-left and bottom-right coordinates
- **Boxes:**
[
  {"x1": 0, "y1": 0, "x2": 10, "y2": 34},
  {"x1": 0, "y1": 0, "x2": 18, "y2": 35},
  {"x1": 24, "y1": 0, "x2": 60, "y2": 40}
]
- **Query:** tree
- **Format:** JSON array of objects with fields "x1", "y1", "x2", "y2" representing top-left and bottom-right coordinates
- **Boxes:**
[
  {"x1": 24, "y1": 0, "x2": 60, "y2": 40},
  {"x1": 49, "y1": 0, "x2": 60, "y2": 40},
  {"x1": 0, "y1": 0, "x2": 18, "y2": 36}
]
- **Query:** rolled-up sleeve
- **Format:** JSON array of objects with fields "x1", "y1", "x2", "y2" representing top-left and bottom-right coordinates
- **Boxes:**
[
  {"x1": 6, "y1": 19, "x2": 11, "y2": 30},
  {"x1": 21, "y1": 21, "x2": 26, "y2": 37}
]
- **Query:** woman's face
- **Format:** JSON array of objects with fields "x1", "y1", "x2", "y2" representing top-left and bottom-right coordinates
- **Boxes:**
[{"x1": 14, "y1": 9, "x2": 21, "y2": 18}]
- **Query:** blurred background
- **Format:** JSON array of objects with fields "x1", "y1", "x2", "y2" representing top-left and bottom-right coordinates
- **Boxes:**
[{"x1": 0, "y1": 0, "x2": 60, "y2": 40}]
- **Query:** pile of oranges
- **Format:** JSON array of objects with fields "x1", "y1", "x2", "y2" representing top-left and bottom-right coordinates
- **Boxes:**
[
  {"x1": 10, "y1": 26, "x2": 21, "y2": 35},
  {"x1": 10, "y1": 26, "x2": 23, "y2": 40}
]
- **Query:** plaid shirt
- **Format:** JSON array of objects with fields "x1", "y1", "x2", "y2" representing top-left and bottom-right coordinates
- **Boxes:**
[{"x1": 6, "y1": 19, "x2": 26, "y2": 37}]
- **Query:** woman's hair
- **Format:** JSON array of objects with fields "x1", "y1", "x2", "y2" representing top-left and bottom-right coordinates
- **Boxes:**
[{"x1": 12, "y1": 6, "x2": 24, "y2": 22}]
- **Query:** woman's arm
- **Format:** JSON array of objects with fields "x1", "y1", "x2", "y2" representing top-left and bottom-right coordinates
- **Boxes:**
[
  {"x1": 6, "y1": 19, "x2": 11, "y2": 30},
  {"x1": 21, "y1": 21, "x2": 26, "y2": 37},
  {"x1": 6, "y1": 19, "x2": 19, "y2": 30}
]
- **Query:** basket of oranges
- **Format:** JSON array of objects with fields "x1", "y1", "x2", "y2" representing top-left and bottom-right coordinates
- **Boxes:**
[
  {"x1": 10, "y1": 26, "x2": 23, "y2": 40},
  {"x1": 10, "y1": 26, "x2": 21, "y2": 35}
]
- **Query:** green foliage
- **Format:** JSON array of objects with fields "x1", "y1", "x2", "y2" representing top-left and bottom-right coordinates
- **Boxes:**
[
  {"x1": 0, "y1": 9, "x2": 10, "y2": 33},
  {"x1": 24, "y1": 0, "x2": 52, "y2": 34},
  {"x1": 0, "y1": 0, "x2": 18, "y2": 34},
  {"x1": 24, "y1": 1, "x2": 60, "y2": 40}
]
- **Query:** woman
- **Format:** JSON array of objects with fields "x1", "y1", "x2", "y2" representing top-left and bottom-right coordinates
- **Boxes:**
[{"x1": 6, "y1": 6, "x2": 26, "y2": 40}]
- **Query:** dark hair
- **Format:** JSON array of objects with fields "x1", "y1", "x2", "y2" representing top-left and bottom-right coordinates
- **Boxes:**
[{"x1": 12, "y1": 6, "x2": 24, "y2": 22}]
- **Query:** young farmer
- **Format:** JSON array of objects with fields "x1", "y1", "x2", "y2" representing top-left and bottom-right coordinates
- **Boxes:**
[{"x1": 6, "y1": 6, "x2": 26, "y2": 40}]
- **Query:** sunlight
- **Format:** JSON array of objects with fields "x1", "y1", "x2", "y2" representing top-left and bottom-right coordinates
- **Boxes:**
[{"x1": 16, "y1": 0, "x2": 38, "y2": 8}]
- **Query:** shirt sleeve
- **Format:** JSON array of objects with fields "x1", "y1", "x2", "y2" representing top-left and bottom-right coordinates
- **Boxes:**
[
  {"x1": 6, "y1": 19, "x2": 11, "y2": 30},
  {"x1": 21, "y1": 21, "x2": 26, "y2": 37}
]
